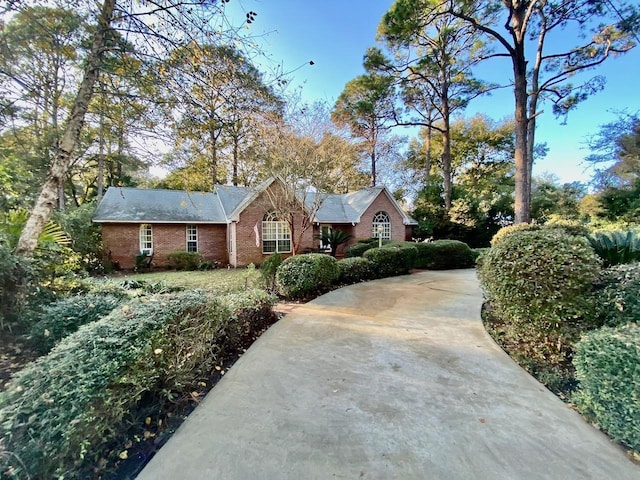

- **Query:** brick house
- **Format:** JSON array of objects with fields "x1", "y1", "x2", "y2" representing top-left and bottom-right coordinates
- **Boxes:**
[{"x1": 93, "y1": 177, "x2": 417, "y2": 269}]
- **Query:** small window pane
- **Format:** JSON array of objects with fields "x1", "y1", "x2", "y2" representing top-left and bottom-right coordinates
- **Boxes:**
[
  {"x1": 187, "y1": 225, "x2": 198, "y2": 252},
  {"x1": 140, "y1": 224, "x2": 153, "y2": 254}
]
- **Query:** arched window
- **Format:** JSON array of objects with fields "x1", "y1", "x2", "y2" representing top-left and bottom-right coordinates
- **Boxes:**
[
  {"x1": 262, "y1": 212, "x2": 291, "y2": 253},
  {"x1": 139, "y1": 224, "x2": 153, "y2": 254},
  {"x1": 372, "y1": 211, "x2": 391, "y2": 240}
]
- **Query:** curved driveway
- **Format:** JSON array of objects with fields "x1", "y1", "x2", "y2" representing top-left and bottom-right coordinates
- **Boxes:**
[{"x1": 138, "y1": 269, "x2": 639, "y2": 479}]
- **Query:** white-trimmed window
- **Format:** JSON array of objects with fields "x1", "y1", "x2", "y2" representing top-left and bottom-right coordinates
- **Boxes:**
[
  {"x1": 140, "y1": 224, "x2": 153, "y2": 254},
  {"x1": 262, "y1": 212, "x2": 291, "y2": 254},
  {"x1": 319, "y1": 225, "x2": 332, "y2": 251},
  {"x1": 372, "y1": 211, "x2": 391, "y2": 240},
  {"x1": 186, "y1": 224, "x2": 198, "y2": 252}
]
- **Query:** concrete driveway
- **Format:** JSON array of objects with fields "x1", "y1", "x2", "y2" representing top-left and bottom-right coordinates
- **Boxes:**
[{"x1": 137, "y1": 269, "x2": 639, "y2": 479}]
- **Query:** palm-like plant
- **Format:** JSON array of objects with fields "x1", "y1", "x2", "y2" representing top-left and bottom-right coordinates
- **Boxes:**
[
  {"x1": 316, "y1": 229, "x2": 353, "y2": 257},
  {"x1": 588, "y1": 229, "x2": 640, "y2": 267},
  {"x1": 1, "y1": 210, "x2": 71, "y2": 249}
]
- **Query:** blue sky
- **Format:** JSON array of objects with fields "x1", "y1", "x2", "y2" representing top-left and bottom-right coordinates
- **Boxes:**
[{"x1": 226, "y1": 0, "x2": 640, "y2": 185}]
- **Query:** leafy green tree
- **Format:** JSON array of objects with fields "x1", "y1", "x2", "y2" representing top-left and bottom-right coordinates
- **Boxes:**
[
  {"x1": 0, "y1": 6, "x2": 86, "y2": 210},
  {"x1": 585, "y1": 111, "x2": 640, "y2": 188},
  {"x1": 410, "y1": 115, "x2": 515, "y2": 245},
  {"x1": 372, "y1": 0, "x2": 490, "y2": 209},
  {"x1": 10, "y1": 0, "x2": 256, "y2": 256},
  {"x1": 332, "y1": 72, "x2": 396, "y2": 187},
  {"x1": 161, "y1": 43, "x2": 281, "y2": 188},
  {"x1": 530, "y1": 174, "x2": 587, "y2": 222},
  {"x1": 389, "y1": 0, "x2": 638, "y2": 223}
]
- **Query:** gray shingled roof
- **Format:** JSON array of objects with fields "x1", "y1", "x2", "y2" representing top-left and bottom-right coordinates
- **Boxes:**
[
  {"x1": 93, "y1": 181, "x2": 418, "y2": 225},
  {"x1": 93, "y1": 187, "x2": 228, "y2": 223},
  {"x1": 313, "y1": 187, "x2": 418, "y2": 225}
]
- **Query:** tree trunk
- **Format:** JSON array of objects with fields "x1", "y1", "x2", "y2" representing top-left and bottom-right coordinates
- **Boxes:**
[
  {"x1": 370, "y1": 147, "x2": 377, "y2": 187},
  {"x1": 232, "y1": 134, "x2": 239, "y2": 186},
  {"x1": 210, "y1": 128, "x2": 218, "y2": 187},
  {"x1": 15, "y1": 0, "x2": 116, "y2": 256},
  {"x1": 511, "y1": 11, "x2": 531, "y2": 224},
  {"x1": 441, "y1": 85, "x2": 452, "y2": 211},
  {"x1": 425, "y1": 123, "x2": 432, "y2": 185}
]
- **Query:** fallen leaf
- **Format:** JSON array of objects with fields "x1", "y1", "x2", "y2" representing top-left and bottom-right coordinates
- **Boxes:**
[
  {"x1": 119, "y1": 450, "x2": 128, "y2": 460},
  {"x1": 479, "y1": 418, "x2": 486, "y2": 424},
  {"x1": 145, "y1": 417, "x2": 151, "y2": 426}
]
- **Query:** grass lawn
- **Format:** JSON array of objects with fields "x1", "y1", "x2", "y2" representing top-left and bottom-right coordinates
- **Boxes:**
[{"x1": 114, "y1": 267, "x2": 264, "y2": 294}]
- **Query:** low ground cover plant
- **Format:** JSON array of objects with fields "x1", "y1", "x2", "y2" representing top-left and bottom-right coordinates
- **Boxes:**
[{"x1": 0, "y1": 288, "x2": 277, "y2": 479}]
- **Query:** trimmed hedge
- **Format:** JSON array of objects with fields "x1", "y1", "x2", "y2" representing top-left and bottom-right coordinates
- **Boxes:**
[
  {"x1": 491, "y1": 222, "x2": 590, "y2": 247},
  {"x1": 363, "y1": 245, "x2": 417, "y2": 278},
  {"x1": 573, "y1": 323, "x2": 640, "y2": 451},
  {"x1": 344, "y1": 242, "x2": 374, "y2": 258},
  {"x1": 0, "y1": 289, "x2": 277, "y2": 479},
  {"x1": 275, "y1": 253, "x2": 339, "y2": 299},
  {"x1": 338, "y1": 257, "x2": 375, "y2": 284},
  {"x1": 479, "y1": 229, "x2": 601, "y2": 326},
  {"x1": 412, "y1": 240, "x2": 475, "y2": 269},
  {"x1": 592, "y1": 262, "x2": 640, "y2": 328},
  {"x1": 30, "y1": 292, "x2": 125, "y2": 354}
]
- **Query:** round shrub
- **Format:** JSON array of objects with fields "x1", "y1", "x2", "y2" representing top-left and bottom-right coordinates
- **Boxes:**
[
  {"x1": 592, "y1": 262, "x2": 640, "y2": 327},
  {"x1": 275, "y1": 253, "x2": 339, "y2": 299},
  {"x1": 338, "y1": 257, "x2": 375, "y2": 284},
  {"x1": 490, "y1": 223, "x2": 541, "y2": 246},
  {"x1": 479, "y1": 229, "x2": 601, "y2": 326},
  {"x1": 413, "y1": 240, "x2": 475, "y2": 269},
  {"x1": 573, "y1": 322, "x2": 640, "y2": 451}
]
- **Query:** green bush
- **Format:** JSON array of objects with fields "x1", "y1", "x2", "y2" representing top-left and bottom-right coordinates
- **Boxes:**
[
  {"x1": 0, "y1": 243, "x2": 34, "y2": 329},
  {"x1": 167, "y1": 251, "x2": 204, "y2": 270},
  {"x1": 588, "y1": 229, "x2": 640, "y2": 266},
  {"x1": 479, "y1": 229, "x2": 602, "y2": 390},
  {"x1": 480, "y1": 229, "x2": 601, "y2": 324},
  {"x1": 29, "y1": 293, "x2": 125, "y2": 354},
  {"x1": 338, "y1": 257, "x2": 375, "y2": 284},
  {"x1": 0, "y1": 289, "x2": 277, "y2": 479},
  {"x1": 275, "y1": 253, "x2": 339, "y2": 299},
  {"x1": 260, "y1": 252, "x2": 283, "y2": 290},
  {"x1": 385, "y1": 243, "x2": 418, "y2": 273},
  {"x1": 491, "y1": 222, "x2": 589, "y2": 247},
  {"x1": 344, "y1": 242, "x2": 374, "y2": 258},
  {"x1": 573, "y1": 323, "x2": 640, "y2": 451},
  {"x1": 592, "y1": 262, "x2": 640, "y2": 328},
  {"x1": 412, "y1": 240, "x2": 476, "y2": 269},
  {"x1": 363, "y1": 245, "x2": 417, "y2": 278}
]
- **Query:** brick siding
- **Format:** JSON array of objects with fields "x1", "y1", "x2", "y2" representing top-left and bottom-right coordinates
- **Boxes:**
[{"x1": 102, "y1": 223, "x2": 227, "y2": 269}]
